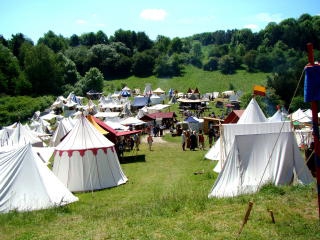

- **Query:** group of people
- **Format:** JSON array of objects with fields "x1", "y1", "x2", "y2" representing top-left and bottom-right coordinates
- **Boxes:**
[
  {"x1": 115, "y1": 133, "x2": 141, "y2": 158},
  {"x1": 181, "y1": 129, "x2": 207, "y2": 151}
]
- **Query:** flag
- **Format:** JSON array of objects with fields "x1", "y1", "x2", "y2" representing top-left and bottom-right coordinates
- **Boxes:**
[{"x1": 253, "y1": 85, "x2": 266, "y2": 96}]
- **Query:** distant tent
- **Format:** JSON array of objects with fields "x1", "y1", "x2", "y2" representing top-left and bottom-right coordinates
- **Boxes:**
[
  {"x1": 120, "y1": 90, "x2": 131, "y2": 97},
  {"x1": 268, "y1": 109, "x2": 285, "y2": 122},
  {"x1": 150, "y1": 94, "x2": 162, "y2": 105},
  {"x1": 53, "y1": 115, "x2": 128, "y2": 192},
  {"x1": 6, "y1": 123, "x2": 43, "y2": 147},
  {"x1": 0, "y1": 144, "x2": 78, "y2": 213},
  {"x1": 168, "y1": 95, "x2": 177, "y2": 104},
  {"x1": 50, "y1": 117, "x2": 75, "y2": 147},
  {"x1": 223, "y1": 110, "x2": 244, "y2": 124},
  {"x1": 132, "y1": 96, "x2": 150, "y2": 108},
  {"x1": 153, "y1": 87, "x2": 165, "y2": 95},
  {"x1": 86, "y1": 90, "x2": 102, "y2": 100},
  {"x1": 143, "y1": 83, "x2": 153, "y2": 96}
]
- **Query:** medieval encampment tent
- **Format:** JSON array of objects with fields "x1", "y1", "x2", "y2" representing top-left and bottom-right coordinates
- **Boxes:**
[
  {"x1": 207, "y1": 99, "x2": 314, "y2": 198},
  {"x1": 52, "y1": 115, "x2": 128, "y2": 192},
  {"x1": 0, "y1": 144, "x2": 78, "y2": 213},
  {"x1": 208, "y1": 131, "x2": 314, "y2": 198}
]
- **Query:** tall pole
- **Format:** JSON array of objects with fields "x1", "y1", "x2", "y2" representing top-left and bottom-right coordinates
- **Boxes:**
[{"x1": 306, "y1": 43, "x2": 320, "y2": 219}]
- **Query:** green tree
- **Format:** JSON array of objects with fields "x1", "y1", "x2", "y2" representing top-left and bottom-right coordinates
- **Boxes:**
[
  {"x1": 80, "y1": 67, "x2": 104, "y2": 93},
  {"x1": 80, "y1": 32, "x2": 97, "y2": 46},
  {"x1": 132, "y1": 51, "x2": 155, "y2": 77},
  {"x1": 135, "y1": 32, "x2": 153, "y2": 51},
  {"x1": 65, "y1": 46, "x2": 92, "y2": 75},
  {"x1": 218, "y1": 55, "x2": 237, "y2": 74},
  {"x1": 0, "y1": 44, "x2": 27, "y2": 95},
  {"x1": 243, "y1": 50, "x2": 257, "y2": 72},
  {"x1": 169, "y1": 37, "x2": 183, "y2": 55},
  {"x1": 203, "y1": 57, "x2": 218, "y2": 71},
  {"x1": 24, "y1": 44, "x2": 63, "y2": 95},
  {"x1": 69, "y1": 34, "x2": 80, "y2": 47},
  {"x1": 38, "y1": 30, "x2": 68, "y2": 53},
  {"x1": 112, "y1": 29, "x2": 136, "y2": 51},
  {"x1": 96, "y1": 30, "x2": 109, "y2": 45},
  {"x1": 189, "y1": 41, "x2": 203, "y2": 68},
  {"x1": 56, "y1": 53, "x2": 81, "y2": 86},
  {"x1": 154, "y1": 35, "x2": 171, "y2": 53}
]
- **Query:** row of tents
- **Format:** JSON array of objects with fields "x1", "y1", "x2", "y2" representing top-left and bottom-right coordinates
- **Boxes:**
[
  {"x1": 0, "y1": 114, "x2": 129, "y2": 213},
  {"x1": 0, "y1": 92, "x2": 315, "y2": 213}
]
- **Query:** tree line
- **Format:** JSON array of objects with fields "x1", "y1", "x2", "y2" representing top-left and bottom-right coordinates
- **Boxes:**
[{"x1": 0, "y1": 13, "x2": 319, "y2": 107}]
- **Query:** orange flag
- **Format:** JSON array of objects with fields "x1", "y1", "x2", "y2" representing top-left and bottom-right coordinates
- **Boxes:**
[{"x1": 253, "y1": 85, "x2": 266, "y2": 96}]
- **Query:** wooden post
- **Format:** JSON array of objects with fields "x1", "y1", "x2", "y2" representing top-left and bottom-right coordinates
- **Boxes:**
[
  {"x1": 268, "y1": 209, "x2": 275, "y2": 224},
  {"x1": 306, "y1": 43, "x2": 320, "y2": 219},
  {"x1": 238, "y1": 201, "x2": 254, "y2": 235}
]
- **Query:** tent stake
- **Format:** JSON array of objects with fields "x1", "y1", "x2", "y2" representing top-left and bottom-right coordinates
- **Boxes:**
[
  {"x1": 238, "y1": 201, "x2": 254, "y2": 236},
  {"x1": 268, "y1": 209, "x2": 275, "y2": 223}
]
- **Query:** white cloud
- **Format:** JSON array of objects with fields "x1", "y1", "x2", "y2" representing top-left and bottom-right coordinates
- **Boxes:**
[
  {"x1": 140, "y1": 9, "x2": 167, "y2": 21},
  {"x1": 256, "y1": 13, "x2": 282, "y2": 23},
  {"x1": 76, "y1": 19, "x2": 87, "y2": 25},
  {"x1": 244, "y1": 24, "x2": 259, "y2": 30}
]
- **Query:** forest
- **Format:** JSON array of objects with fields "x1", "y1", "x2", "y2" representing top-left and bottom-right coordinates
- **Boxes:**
[{"x1": 1, "y1": 13, "x2": 320, "y2": 107}]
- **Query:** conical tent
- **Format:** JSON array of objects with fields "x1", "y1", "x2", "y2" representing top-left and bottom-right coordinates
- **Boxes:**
[
  {"x1": 0, "y1": 144, "x2": 78, "y2": 213},
  {"x1": 237, "y1": 98, "x2": 267, "y2": 124},
  {"x1": 53, "y1": 115, "x2": 128, "y2": 192},
  {"x1": 205, "y1": 98, "x2": 267, "y2": 162},
  {"x1": 6, "y1": 122, "x2": 43, "y2": 147},
  {"x1": 50, "y1": 117, "x2": 75, "y2": 147}
]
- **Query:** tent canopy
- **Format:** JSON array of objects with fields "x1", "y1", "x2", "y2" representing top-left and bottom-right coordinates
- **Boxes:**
[
  {"x1": 208, "y1": 132, "x2": 313, "y2": 198},
  {"x1": 0, "y1": 144, "x2": 78, "y2": 213}
]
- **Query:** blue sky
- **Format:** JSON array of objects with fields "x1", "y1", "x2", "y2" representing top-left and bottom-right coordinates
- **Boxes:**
[{"x1": 1, "y1": 0, "x2": 319, "y2": 43}]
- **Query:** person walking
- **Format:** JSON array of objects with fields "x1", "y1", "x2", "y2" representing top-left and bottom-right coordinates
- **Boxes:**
[
  {"x1": 190, "y1": 131, "x2": 197, "y2": 151},
  {"x1": 208, "y1": 126, "x2": 215, "y2": 148},
  {"x1": 181, "y1": 130, "x2": 186, "y2": 151},
  {"x1": 147, "y1": 134, "x2": 153, "y2": 151},
  {"x1": 198, "y1": 130, "x2": 205, "y2": 150}
]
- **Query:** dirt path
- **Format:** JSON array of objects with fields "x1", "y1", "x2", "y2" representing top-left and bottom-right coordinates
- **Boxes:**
[{"x1": 140, "y1": 130, "x2": 170, "y2": 144}]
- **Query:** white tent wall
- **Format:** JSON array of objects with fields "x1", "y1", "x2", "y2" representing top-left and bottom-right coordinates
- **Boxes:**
[
  {"x1": 208, "y1": 132, "x2": 314, "y2": 198},
  {"x1": 0, "y1": 144, "x2": 78, "y2": 213},
  {"x1": 218, "y1": 121, "x2": 292, "y2": 164},
  {"x1": 53, "y1": 147, "x2": 127, "y2": 192},
  {"x1": 52, "y1": 115, "x2": 128, "y2": 192}
]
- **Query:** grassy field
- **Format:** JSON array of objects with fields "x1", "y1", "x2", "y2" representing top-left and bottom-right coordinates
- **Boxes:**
[
  {"x1": 103, "y1": 65, "x2": 269, "y2": 95},
  {"x1": 0, "y1": 133, "x2": 319, "y2": 240}
]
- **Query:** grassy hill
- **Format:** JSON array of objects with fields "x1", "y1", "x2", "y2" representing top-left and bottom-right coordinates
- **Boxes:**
[{"x1": 104, "y1": 65, "x2": 269, "y2": 94}]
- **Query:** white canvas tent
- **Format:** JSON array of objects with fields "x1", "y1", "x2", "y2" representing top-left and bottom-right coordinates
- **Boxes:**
[
  {"x1": 205, "y1": 98, "x2": 267, "y2": 163},
  {"x1": 208, "y1": 132, "x2": 314, "y2": 198},
  {"x1": 50, "y1": 117, "x2": 75, "y2": 147},
  {"x1": 0, "y1": 144, "x2": 78, "y2": 213},
  {"x1": 53, "y1": 115, "x2": 128, "y2": 192},
  {"x1": 5, "y1": 122, "x2": 43, "y2": 147}
]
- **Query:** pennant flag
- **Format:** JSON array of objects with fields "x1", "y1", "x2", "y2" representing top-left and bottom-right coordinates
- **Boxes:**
[{"x1": 253, "y1": 85, "x2": 266, "y2": 96}]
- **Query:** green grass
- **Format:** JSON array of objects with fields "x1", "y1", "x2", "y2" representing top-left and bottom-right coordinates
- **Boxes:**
[
  {"x1": 0, "y1": 135, "x2": 319, "y2": 240},
  {"x1": 103, "y1": 65, "x2": 269, "y2": 94}
]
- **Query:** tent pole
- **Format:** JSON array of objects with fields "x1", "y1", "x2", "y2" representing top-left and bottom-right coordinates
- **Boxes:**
[{"x1": 306, "y1": 43, "x2": 320, "y2": 219}]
